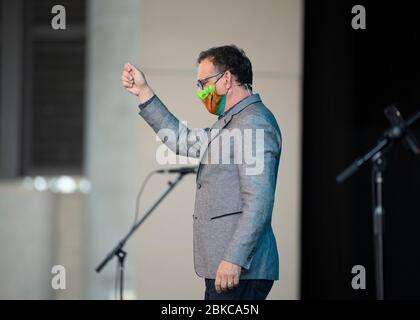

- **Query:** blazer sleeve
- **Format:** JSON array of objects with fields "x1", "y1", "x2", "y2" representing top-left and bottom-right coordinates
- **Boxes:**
[
  {"x1": 223, "y1": 113, "x2": 282, "y2": 270},
  {"x1": 138, "y1": 95, "x2": 209, "y2": 159}
]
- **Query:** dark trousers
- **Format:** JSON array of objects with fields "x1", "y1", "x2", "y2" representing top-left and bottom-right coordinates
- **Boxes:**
[{"x1": 204, "y1": 278, "x2": 274, "y2": 300}]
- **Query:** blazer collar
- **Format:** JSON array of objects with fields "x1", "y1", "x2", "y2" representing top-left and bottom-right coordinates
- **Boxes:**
[
  {"x1": 211, "y1": 94, "x2": 261, "y2": 131},
  {"x1": 196, "y1": 94, "x2": 262, "y2": 180},
  {"x1": 202, "y1": 94, "x2": 262, "y2": 153}
]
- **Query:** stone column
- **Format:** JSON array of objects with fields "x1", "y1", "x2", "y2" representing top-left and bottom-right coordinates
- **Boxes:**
[{"x1": 85, "y1": 0, "x2": 141, "y2": 299}]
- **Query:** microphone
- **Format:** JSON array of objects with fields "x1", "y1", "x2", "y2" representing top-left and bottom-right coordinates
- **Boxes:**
[
  {"x1": 384, "y1": 105, "x2": 420, "y2": 155},
  {"x1": 156, "y1": 166, "x2": 198, "y2": 174},
  {"x1": 336, "y1": 106, "x2": 420, "y2": 183}
]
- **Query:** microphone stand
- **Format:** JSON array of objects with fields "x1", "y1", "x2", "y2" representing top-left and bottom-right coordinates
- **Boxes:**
[
  {"x1": 95, "y1": 171, "x2": 190, "y2": 300},
  {"x1": 336, "y1": 108, "x2": 420, "y2": 300}
]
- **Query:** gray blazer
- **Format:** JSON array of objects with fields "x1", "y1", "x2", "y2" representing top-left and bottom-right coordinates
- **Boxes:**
[{"x1": 138, "y1": 94, "x2": 281, "y2": 280}]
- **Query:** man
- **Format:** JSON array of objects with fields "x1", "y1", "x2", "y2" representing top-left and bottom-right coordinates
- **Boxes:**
[{"x1": 121, "y1": 45, "x2": 281, "y2": 300}]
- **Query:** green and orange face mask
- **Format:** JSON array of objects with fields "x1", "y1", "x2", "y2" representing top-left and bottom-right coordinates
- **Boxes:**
[{"x1": 196, "y1": 84, "x2": 227, "y2": 116}]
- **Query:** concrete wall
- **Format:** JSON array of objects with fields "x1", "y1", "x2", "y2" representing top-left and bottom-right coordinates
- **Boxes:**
[
  {"x1": 84, "y1": 0, "x2": 142, "y2": 299},
  {"x1": 0, "y1": 182, "x2": 85, "y2": 299},
  {"x1": 0, "y1": 182, "x2": 54, "y2": 299}
]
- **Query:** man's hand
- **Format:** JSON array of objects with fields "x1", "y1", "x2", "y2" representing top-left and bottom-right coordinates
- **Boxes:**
[
  {"x1": 215, "y1": 260, "x2": 241, "y2": 293},
  {"x1": 121, "y1": 63, "x2": 154, "y2": 103}
]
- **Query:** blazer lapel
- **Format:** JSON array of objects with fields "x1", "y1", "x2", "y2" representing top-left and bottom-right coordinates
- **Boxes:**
[
  {"x1": 206, "y1": 94, "x2": 262, "y2": 147},
  {"x1": 196, "y1": 94, "x2": 262, "y2": 181}
]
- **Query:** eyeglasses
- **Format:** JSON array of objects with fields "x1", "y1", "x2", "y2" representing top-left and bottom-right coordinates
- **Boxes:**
[{"x1": 196, "y1": 72, "x2": 224, "y2": 90}]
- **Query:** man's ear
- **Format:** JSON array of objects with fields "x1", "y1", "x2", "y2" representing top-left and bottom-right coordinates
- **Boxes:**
[{"x1": 224, "y1": 70, "x2": 233, "y2": 89}]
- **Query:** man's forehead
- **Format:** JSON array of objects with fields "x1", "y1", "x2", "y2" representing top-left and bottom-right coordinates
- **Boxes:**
[{"x1": 197, "y1": 58, "x2": 216, "y2": 78}]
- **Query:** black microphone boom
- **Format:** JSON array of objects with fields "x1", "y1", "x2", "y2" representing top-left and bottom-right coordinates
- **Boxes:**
[
  {"x1": 336, "y1": 105, "x2": 420, "y2": 300},
  {"x1": 336, "y1": 106, "x2": 420, "y2": 183},
  {"x1": 156, "y1": 166, "x2": 198, "y2": 174},
  {"x1": 95, "y1": 168, "x2": 192, "y2": 299},
  {"x1": 384, "y1": 105, "x2": 420, "y2": 155}
]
